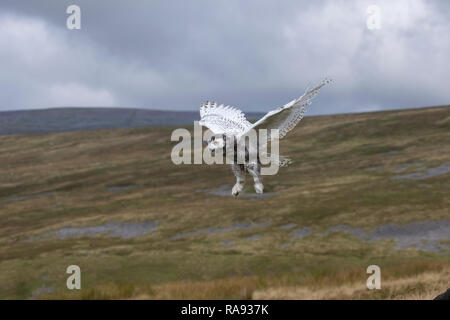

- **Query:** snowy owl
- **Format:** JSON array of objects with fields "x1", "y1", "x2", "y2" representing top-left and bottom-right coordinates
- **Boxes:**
[{"x1": 199, "y1": 78, "x2": 332, "y2": 196}]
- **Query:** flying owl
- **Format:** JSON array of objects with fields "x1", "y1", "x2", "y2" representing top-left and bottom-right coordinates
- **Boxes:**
[{"x1": 199, "y1": 78, "x2": 332, "y2": 196}]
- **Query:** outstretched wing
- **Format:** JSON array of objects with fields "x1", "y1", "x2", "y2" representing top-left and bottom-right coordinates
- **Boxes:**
[
  {"x1": 199, "y1": 101, "x2": 252, "y2": 135},
  {"x1": 246, "y1": 78, "x2": 332, "y2": 141}
]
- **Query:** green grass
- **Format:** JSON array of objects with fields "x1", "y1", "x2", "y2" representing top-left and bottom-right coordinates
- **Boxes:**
[{"x1": 0, "y1": 106, "x2": 449, "y2": 299}]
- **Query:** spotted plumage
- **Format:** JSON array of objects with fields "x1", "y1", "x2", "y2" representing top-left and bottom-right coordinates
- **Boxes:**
[{"x1": 200, "y1": 79, "x2": 332, "y2": 196}]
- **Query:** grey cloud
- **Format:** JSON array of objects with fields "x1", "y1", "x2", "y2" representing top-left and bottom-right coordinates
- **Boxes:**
[{"x1": 0, "y1": 0, "x2": 449, "y2": 114}]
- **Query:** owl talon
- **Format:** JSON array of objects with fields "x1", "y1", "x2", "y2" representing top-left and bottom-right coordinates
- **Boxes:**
[
  {"x1": 232, "y1": 183, "x2": 243, "y2": 197},
  {"x1": 254, "y1": 183, "x2": 264, "y2": 194}
]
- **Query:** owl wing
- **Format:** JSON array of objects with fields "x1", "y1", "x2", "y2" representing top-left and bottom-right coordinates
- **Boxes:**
[
  {"x1": 199, "y1": 101, "x2": 252, "y2": 135},
  {"x1": 244, "y1": 78, "x2": 332, "y2": 142}
]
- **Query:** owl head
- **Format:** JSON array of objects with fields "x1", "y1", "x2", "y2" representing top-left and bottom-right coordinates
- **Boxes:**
[{"x1": 207, "y1": 135, "x2": 225, "y2": 151}]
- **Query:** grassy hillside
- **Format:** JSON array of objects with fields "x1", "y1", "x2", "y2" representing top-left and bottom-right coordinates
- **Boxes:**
[{"x1": 0, "y1": 106, "x2": 449, "y2": 299}]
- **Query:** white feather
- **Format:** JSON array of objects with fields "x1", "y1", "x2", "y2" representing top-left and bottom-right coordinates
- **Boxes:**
[
  {"x1": 199, "y1": 101, "x2": 252, "y2": 135},
  {"x1": 244, "y1": 78, "x2": 332, "y2": 141},
  {"x1": 197, "y1": 79, "x2": 332, "y2": 196},
  {"x1": 198, "y1": 78, "x2": 331, "y2": 139}
]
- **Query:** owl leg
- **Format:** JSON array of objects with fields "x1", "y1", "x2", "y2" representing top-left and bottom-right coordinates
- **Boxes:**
[
  {"x1": 247, "y1": 162, "x2": 263, "y2": 194},
  {"x1": 231, "y1": 163, "x2": 245, "y2": 197}
]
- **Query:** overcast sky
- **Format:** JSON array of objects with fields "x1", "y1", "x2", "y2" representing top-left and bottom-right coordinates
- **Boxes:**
[{"x1": 0, "y1": 0, "x2": 449, "y2": 114}]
